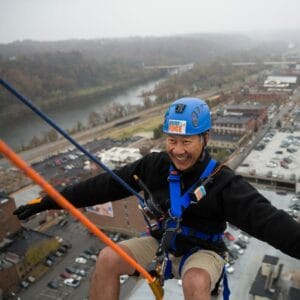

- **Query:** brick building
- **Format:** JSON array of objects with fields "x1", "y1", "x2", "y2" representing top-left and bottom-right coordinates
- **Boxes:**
[
  {"x1": 223, "y1": 103, "x2": 268, "y2": 130},
  {"x1": 208, "y1": 132, "x2": 245, "y2": 152},
  {"x1": 243, "y1": 92, "x2": 289, "y2": 105},
  {"x1": 212, "y1": 115, "x2": 256, "y2": 136},
  {"x1": 85, "y1": 196, "x2": 147, "y2": 236},
  {"x1": 0, "y1": 192, "x2": 21, "y2": 246}
]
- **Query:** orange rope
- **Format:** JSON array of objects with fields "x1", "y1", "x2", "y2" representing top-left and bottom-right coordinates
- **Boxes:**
[{"x1": 0, "y1": 139, "x2": 163, "y2": 299}]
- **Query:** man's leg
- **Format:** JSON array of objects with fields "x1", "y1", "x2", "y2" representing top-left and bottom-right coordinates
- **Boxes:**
[
  {"x1": 89, "y1": 236, "x2": 159, "y2": 300},
  {"x1": 89, "y1": 244, "x2": 135, "y2": 300},
  {"x1": 182, "y1": 268, "x2": 211, "y2": 300},
  {"x1": 180, "y1": 250, "x2": 225, "y2": 300}
]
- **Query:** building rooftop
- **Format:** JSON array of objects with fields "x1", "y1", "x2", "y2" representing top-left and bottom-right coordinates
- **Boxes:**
[
  {"x1": 249, "y1": 266, "x2": 282, "y2": 299},
  {"x1": 263, "y1": 255, "x2": 279, "y2": 265},
  {"x1": 214, "y1": 115, "x2": 252, "y2": 125},
  {"x1": 265, "y1": 76, "x2": 298, "y2": 84},
  {"x1": 5, "y1": 228, "x2": 53, "y2": 257},
  {"x1": 224, "y1": 104, "x2": 267, "y2": 110}
]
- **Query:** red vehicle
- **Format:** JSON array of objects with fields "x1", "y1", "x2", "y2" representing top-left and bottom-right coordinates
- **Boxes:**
[
  {"x1": 60, "y1": 271, "x2": 72, "y2": 279},
  {"x1": 224, "y1": 231, "x2": 235, "y2": 241}
]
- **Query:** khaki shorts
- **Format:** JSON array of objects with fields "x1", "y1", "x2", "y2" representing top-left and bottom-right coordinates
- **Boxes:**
[{"x1": 119, "y1": 236, "x2": 225, "y2": 290}]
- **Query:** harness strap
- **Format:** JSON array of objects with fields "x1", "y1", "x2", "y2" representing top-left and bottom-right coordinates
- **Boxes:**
[
  {"x1": 180, "y1": 226, "x2": 223, "y2": 242},
  {"x1": 168, "y1": 159, "x2": 217, "y2": 218}
]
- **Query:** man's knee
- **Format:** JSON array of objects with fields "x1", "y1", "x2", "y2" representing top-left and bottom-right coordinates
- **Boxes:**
[
  {"x1": 97, "y1": 246, "x2": 120, "y2": 269},
  {"x1": 182, "y1": 268, "x2": 211, "y2": 293}
]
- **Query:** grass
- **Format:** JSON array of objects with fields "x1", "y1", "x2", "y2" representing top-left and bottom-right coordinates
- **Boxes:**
[{"x1": 107, "y1": 114, "x2": 163, "y2": 139}]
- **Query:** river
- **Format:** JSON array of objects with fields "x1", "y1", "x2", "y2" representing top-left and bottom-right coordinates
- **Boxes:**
[{"x1": 0, "y1": 77, "x2": 167, "y2": 150}]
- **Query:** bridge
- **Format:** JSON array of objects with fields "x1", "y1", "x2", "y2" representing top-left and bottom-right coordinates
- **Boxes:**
[
  {"x1": 232, "y1": 61, "x2": 299, "y2": 66},
  {"x1": 143, "y1": 63, "x2": 194, "y2": 71}
]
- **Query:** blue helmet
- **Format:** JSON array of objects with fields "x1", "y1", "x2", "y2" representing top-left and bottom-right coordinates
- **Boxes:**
[{"x1": 163, "y1": 97, "x2": 211, "y2": 135}]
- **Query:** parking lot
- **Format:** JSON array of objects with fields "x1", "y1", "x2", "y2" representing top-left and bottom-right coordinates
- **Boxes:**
[{"x1": 236, "y1": 129, "x2": 300, "y2": 182}]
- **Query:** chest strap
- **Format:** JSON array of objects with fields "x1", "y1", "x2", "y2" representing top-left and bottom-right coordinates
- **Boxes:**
[{"x1": 168, "y1": 159, "x2": 217, "y2": 218}]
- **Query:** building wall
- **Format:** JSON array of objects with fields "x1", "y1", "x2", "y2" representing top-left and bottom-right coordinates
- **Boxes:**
[
  {"x1": 0, "y1": 265, "x2": 19, "y2": 295},
  {"x1": 86, "y1": 196, "x2": 147, "y2": 236},
  {"x1": 0, "y1": 199, "x2": 21, "y2": 242},
  {"x1": 212, "y1": 118, "x2": 256, "y2": 135}
]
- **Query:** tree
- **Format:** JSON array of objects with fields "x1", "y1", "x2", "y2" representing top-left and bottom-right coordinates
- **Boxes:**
[{"x1": 88, "y1": 111, "x2": 101, "y2": 127}]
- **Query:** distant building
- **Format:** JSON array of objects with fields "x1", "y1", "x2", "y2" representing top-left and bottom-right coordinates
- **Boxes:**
[
  {"x1": 209, "y1": 132, "x2": 245, "y2": 152},
  {"x1": 0, "y1": 191, "x2": 21, "y2": 247},
  {"x1": 249, "y1": 255, "x2": 283, "y2": 299},
  {"x1": 263, "y1": 75, "x2": 298, "y2": 93},
  {"x1": 97, "y1": 147, "x2": 142, "y2": 170},
  {"x1": 242, "y1": 92, "x2": 289, "y2": 105},
  {"x1": 86, "y1": 147, "x2": 146, "y2": 236},
  {"x1": 223, "y1": 103, "x2": 268, "y2": 130},
  {"x1": 0, "y1": 191, "x2": 60, "y2": 296},
  {"x1": 212, "y1": 115, "x2": 256, "y2": 136}
]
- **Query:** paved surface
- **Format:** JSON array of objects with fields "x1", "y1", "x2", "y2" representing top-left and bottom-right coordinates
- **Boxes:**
[{"x1": 236, "y1": 130, "x2": 300, "y2": 181}]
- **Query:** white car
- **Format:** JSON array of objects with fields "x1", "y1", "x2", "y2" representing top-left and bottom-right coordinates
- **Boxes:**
[
  {"x1": 90, "y1": 254, "x2": 97, "y2": 262},
  {"x1": 120, "y1": 275, "x2": 129, "y2": 284},
  {"x1": 238, "y1": 234, "x2": 250, "y2": 243},
  {"x1": 266, "y1": 161, "x2": 277, "y2": 168},
  {"x1": 70, "y1": 274, "x2": 82, "y2": 281},
  {"x1": 75, "y1": 257, "x2": 87, "y2": 264},
  {"x1": 64, "y1": 278, "x2": 80, "y2": 287},
  {"x1": 225, "y1": 263, "x2": 235, "y2": 274},
  {"x1": 232, "y1": 244, "x2": 244, "y2": 255}
]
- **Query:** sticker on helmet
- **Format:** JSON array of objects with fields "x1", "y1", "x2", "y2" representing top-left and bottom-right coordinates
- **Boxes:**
[
  {"x1": 192, "y1": 111, "x2": 198, "y2": 127},
  {"x1": 167, "y1": 119, "x2": 186, "y2": 134}
]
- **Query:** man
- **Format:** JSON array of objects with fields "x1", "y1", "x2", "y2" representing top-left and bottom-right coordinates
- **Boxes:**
[{"x1": 14, "y1": 98, "x2": 300, "y2": 300}]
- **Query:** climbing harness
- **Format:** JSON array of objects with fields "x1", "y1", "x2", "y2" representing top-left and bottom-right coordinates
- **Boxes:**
[{"x1": 137, "y1": 158, "x2": 230, "y2": 299}]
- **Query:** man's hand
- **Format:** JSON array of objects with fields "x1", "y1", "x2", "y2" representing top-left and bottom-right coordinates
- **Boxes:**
[{"x1": 13, "y1": 197, "x2": 51, "y2": 220}]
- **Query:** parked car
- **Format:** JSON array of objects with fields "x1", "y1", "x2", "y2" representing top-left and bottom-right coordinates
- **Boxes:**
[
  {"x1": 20, "y1": 280, "x2": 29, "y2": 289},
  {"x1": 90, "y1": 254, "x2": 98, "y2": 262},
  {"x1": 48, "y1": 280, "x2": 59, "y2": 289},
  {"x1": 80, "y1": 253, "x2": 90, "y2": 260},
  {"x1": 266, "y1": 161, "x2": 277, "y2": 168},
  {"x1": 75, "y1": 257, "x2": 87, "y2": 264},
  {"x1": 232, "y1": 244, "x2": 244, "y2": 255},
  {"x1": 62, "y1": 242, "x2": 72, "y2": 249},
  {"x1": 64, "y1": 278, "x2": 80, "y2": 288},
  {"x1": 70, "y1": 274, "x2": 82, "y2": 281},
  {"x1": 60, "y1": 271, "x2": 72, "y2": 279},
  {"x1": 228, "y1": 248, "x2": 239, "y2": 260},
  {"x1": 238, "y1": 234, "x2": 250, "y2": 243},
  {"x1": 280, "y1": 161, "x2": 289, "y2": 169},
  {"x1": 224, "y1": 231, "x2": 235, "y2": 241},
  {"x1": 235, "y1": 239, "x2": 247, "y2": 249},
  {"x1": 225, "y1": 263, "x2": 234, "y2": 274},
  {"x1": 66, "y1": 266, "x2": 77, "y2": 274},
  {"x1": 74, "y1": 268, "x2": 86, "y2": 276},
  {"x1": 44, "y1": 259, "x2": 53, "y2": 267},
  {"x1": 120, "y1": 275, "x2": 129, "y2": 284},
  {"x1": 27, "y1": 276, "x2": 36, "y2": 283}
]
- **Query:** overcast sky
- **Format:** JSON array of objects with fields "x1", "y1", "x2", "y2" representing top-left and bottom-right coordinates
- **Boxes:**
[{"x1": 1, "y1": 0, "x2": 300, "y2": 44}]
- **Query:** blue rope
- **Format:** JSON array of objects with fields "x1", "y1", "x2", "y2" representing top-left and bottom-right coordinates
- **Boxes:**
[{"x1": 0, "y1": 78, "x2": 144, "y2": 203}]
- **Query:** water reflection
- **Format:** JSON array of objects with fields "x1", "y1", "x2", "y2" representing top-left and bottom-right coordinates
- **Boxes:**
[{"x1": 1, "y1": 77, "x2": 166, "y2": 150}]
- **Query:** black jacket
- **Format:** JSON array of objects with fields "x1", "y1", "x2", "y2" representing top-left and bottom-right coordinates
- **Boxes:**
[{"x1": 45, "y1": 151, "x2": 300, "y2": 259}]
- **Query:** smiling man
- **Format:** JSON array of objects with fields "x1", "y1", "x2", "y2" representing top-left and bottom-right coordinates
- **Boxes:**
[{"x1": 14, "y1": 97, "x2": 300, "y2": 300}]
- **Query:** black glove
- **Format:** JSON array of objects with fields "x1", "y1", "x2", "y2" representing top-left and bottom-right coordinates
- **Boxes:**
[{"x1": 13, "y1": 196, "x2": 59, "y2": 220}]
